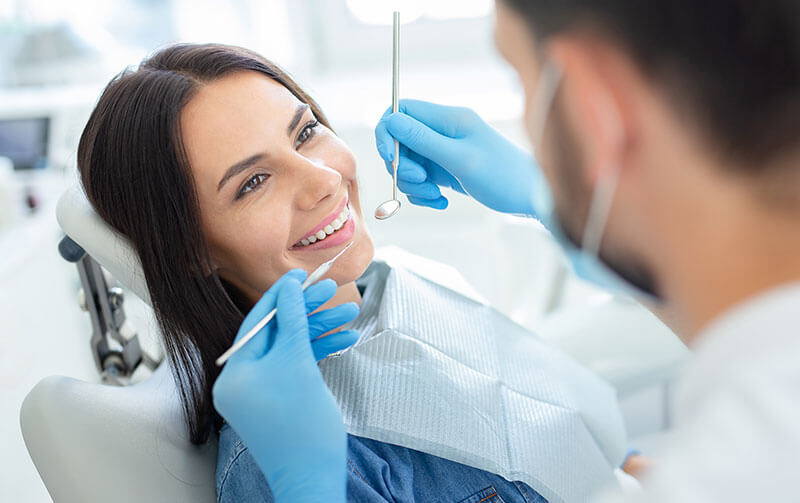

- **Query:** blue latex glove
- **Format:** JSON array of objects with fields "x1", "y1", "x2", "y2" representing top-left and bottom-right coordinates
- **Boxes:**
[
  {"x1": 212, "y1": 270, "x2": 357, "y2": 503},
  {"x1": 374, "y1": 99, "x2": 537, "y2": 215}
]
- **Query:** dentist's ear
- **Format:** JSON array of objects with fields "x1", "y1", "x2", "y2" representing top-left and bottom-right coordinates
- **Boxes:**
[{"x1": 549, "y1": 37, "x2": 634, "y2": 185}]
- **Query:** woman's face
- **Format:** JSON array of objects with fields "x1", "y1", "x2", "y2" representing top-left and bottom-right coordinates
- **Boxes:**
[{"x1": 181, "y1": 71, "x2": 374, "y2": 304}]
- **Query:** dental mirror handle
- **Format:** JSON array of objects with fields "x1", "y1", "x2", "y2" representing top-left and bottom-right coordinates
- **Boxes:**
[
  {"x1": 374, "y1": 11, "x2": 402, "y2": 220},
  {"x1": 392, "y1": 10, "x2": 399, "y2": 201}
]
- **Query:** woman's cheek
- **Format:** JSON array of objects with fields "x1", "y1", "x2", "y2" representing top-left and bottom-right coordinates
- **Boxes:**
[{"x1": 320, "y1": 134, "x2": 358, "y2": 180}]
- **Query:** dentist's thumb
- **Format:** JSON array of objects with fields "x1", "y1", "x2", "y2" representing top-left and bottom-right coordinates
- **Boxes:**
[{"x1": 272, "y1": 278, "x2": 314, "y2": 358}]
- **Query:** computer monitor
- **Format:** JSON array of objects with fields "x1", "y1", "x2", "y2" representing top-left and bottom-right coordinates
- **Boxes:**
[{"x1": 0, "y1": 117, "x2": 50, "y2": 170}]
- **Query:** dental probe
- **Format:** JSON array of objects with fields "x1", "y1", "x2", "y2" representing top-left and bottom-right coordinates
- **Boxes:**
[
  {"x1": 215, "y1": 242, "x2": 354, "y2": 367},
  {"x1": 375, "y1": 11, "x2": 402, "y2": 220}
]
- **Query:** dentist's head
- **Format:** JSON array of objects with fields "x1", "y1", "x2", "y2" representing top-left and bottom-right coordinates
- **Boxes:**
[
  {"x1": 494, "y1": 0, "x2": 800, "y2": 337},
  {"x1": 77, "y1": 44, "x2": 373, "y2": 445}
]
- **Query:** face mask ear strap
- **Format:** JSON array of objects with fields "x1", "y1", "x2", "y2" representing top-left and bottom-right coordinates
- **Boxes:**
[
  {"x1": 581, "y1": 166, "x2": 621, "y2": 256},
  {"x1": 530, "y1": 60, "x2": 563, "y2": 151}
]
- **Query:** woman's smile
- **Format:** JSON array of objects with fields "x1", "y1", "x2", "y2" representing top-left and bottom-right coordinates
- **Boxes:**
[{"x1": 291, "y1": 195, "x2": 354, "y2": 251}]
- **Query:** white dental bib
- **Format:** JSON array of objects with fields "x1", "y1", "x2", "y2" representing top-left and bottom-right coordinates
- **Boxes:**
[{"x1": 319, "y1": 249, "x2": 627, "y2": 503}]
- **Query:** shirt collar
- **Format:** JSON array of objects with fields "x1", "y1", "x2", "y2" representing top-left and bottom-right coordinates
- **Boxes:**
[{"x1": 674, "y1": 281, "x2": 800, "y2": 420}]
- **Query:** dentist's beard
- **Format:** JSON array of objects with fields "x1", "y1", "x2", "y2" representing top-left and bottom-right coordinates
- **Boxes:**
[{"x1": 547, "y1": 101, "x2": 662, "y2": 300}]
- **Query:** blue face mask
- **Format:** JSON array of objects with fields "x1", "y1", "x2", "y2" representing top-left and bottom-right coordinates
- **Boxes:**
[{"x1": 527, "y1": 61, "x2": 660, "y2": 303}]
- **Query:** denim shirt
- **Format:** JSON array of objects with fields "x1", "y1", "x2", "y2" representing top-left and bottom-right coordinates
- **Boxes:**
[{"x1": 216, "y1": 423, "x2": 547, "y2": 503}]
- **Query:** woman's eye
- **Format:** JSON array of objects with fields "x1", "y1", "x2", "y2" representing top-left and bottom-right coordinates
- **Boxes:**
[
  {"x1": 295, "y1": 120, "x2": 319, "y2": 149},
  {"x1": 237, "y1": 173, "x2": 269, "y2": 199}
]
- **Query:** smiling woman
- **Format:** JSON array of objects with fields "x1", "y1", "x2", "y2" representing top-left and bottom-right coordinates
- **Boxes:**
[
  {"x1": 77, "y1": 44, "x2": 373, "y2": 448},
  {"x1": 178, "y1": 68, "x2": 373, "y2": 308},
  {"x1": 76, "y1": 43, "x2": 625, "y2": 502}
]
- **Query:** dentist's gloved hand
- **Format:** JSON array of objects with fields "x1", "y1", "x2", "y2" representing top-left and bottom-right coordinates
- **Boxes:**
[
  {"x1": 374, "y1": 99, "x2": 536, "y2": 215},
  {"x1": 213, "y1": 270, "x2": 357, "y2": 503}
]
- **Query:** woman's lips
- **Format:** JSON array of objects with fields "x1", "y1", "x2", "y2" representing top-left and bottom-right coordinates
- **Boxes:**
[
  {"x1": 295, "y1": 197, "x2": 348, "y2": 245},
  {"x1": 291, "y1": 214, "x2": 355, "y2": 252}
]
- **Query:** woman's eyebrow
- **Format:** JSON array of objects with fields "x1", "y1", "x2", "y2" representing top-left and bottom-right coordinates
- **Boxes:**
[
  {"x1": 218, "y1": 153, "x2": 264, "y2": 192},
  {"x1": 287, "y1": 103, "x2": 310, "y2": 136},
  {"x1": 217, "y1": 103, "x2": 311, "y2": 193}
]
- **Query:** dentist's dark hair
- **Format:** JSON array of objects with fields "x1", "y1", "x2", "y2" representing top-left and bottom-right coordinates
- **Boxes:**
[
  {"x1": 502, "y1": 0, "x2": 800, "y2": 169},
  {"x1": 77, "y1": 43, "x2": 332, "y2": 444}
]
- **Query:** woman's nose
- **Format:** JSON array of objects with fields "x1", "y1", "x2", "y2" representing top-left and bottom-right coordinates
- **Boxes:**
[{"x1": 293, "y1": 158, "x2": 342, "y2": 211}]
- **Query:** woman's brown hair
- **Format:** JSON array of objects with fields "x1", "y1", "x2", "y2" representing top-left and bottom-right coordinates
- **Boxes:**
[{"x1": 77, "y1": 43, "x2": 332, "y2": 444}]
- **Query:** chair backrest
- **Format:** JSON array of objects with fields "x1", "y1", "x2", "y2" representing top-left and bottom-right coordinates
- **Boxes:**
[
  {"x1": 20, "y1": 364, "x2": 218, "y2": 503},
  {"x1": 56, "y1": 183, "x2": 150, "y2": 304},
  {"x1": 19, "y1": 184, "x2": 217, "y2": 502}
]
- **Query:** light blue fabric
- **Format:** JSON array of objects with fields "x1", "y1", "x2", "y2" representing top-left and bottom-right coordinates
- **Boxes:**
[{"x1": 216, "y1": 424, "x2": 547, "y2": 503}]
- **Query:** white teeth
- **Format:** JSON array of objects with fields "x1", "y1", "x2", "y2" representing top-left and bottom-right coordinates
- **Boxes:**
[{"x1": 296, "y1": 204, "x2": 351, "y2": 247}]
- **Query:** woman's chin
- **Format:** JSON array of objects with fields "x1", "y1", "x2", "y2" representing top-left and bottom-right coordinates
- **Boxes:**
[{"x1": 332, "y1": 231, "x2": 374, "y2": 286}]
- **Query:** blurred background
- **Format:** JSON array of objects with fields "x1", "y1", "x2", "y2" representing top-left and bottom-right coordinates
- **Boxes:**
[{"x1": 0, "y1": 1, "x2": 685, "y2": 500}]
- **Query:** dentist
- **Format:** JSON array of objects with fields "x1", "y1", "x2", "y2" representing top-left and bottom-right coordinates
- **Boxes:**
[{"x1": 213, "y1": 0, "x2": 800, "y2": 501}]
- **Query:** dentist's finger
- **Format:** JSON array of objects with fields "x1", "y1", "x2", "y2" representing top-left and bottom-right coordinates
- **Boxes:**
[
  {"x1": 376, "y1": 99, "x2": 471, "y2": 157},
  {"x1": 383, "y1": 154, "x2": 428, "y2": 184},
  {"x1": 383, "y1": 113, "x2": 459, "y2": 167},
  {"x1": 407, "y1": 195, "x2": 449, "y2": 210},
  {"x1": 303, "y1": 278, "x2": 338, "y2": 314},
  {"x1": 397, "y1": 179, "x2": 444, "y2": 201},
  {"x1": 376, "y1": 112, "x2": 458, "y2": 164},
  {"x1": 229, "y1": 269, "x2": 307, "y2": 362},
  {"x1": 307, "y1": 302, "x2": 360, "y2": 340},
  {"x1": 270, "y1": 277, "x2": 313, "y2": 356},
  {"x1": 311, "y1": 330, "x2": 360, "y2": 361}
]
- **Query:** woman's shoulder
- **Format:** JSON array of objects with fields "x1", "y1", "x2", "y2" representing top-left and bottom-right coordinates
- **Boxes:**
[
  {"x1": 345, "y1": 435, "x2": 546, "y2": 502},
  {"x1": 216, "y1": 423, "x2": 273, "y2": 503}
]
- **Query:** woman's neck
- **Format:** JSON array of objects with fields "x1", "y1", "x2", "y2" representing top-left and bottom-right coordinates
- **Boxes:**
[{"x1": 318, "y1": 281, "x2": 362, "y2": 313}]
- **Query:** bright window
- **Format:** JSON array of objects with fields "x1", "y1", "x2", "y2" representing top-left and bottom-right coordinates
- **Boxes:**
[{"x1": 345, "y1": 0, "x2": 492, "y2": 25}]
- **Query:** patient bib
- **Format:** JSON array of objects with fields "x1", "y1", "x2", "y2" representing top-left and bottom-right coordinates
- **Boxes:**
[{"x1": 319, "y1": 252, "x2": 626, "y2": 503}]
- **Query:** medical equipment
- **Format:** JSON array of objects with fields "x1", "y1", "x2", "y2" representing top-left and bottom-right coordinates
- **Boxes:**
[
  {"x1": 215, "y1": 241, "x2": 353, "y2": 366},
  {"x1": 319, "y1": 258, "x2": 628, "y2": 503},
  {"x1": 57, "y1": 235, "x2": 161, "y2": 383},
  {"x1": 374, "y1": 11, "x2": 402, "y2": 220},
  {"x1": 20, "y1": 184, "x2": 218, "y2": 503},
  {"x1": 0, "y1": 117, "x2": 50, "y2": 170},
  {"x1": 53, "y1": 182, "x2": 161, "y2": 382}
]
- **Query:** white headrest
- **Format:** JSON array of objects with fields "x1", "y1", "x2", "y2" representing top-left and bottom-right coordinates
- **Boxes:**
[{"x1": 56, "y1": 184, "x2": 151, "y2": 304}]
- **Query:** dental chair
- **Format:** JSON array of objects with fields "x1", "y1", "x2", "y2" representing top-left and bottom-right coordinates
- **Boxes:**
[
  {"x1": 20, "y1": 184, "x2": 217, "y2": 503},
  {"x1": 21, "y1": 183, "x2": 685, "y2": 502}
]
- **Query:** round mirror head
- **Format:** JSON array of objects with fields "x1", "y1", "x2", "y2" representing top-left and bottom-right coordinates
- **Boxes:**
[{"x1": 374, "y1": 199, "x2": 401, "y2": 220}]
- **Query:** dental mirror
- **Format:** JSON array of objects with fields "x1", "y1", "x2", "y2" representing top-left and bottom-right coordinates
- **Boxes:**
[{"x1": 375, "y1": 11, "x2": 402, "y2": 221}]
